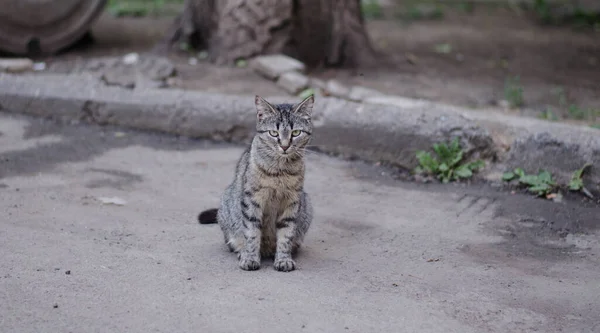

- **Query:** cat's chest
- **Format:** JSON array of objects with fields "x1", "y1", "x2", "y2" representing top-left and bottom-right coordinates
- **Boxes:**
[{"x1": 256, "y1": 174, "x2": 300, "y2": 193}]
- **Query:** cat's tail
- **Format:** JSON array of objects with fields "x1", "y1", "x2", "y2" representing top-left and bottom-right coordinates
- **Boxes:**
[{"x1": 198, "y1": 208, "x2": 219, "y2": 224}]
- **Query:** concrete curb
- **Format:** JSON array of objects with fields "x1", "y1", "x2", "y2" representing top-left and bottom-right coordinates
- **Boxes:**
[{"x1": 0, "y1": 73, "x2": 598, "y2": 190}]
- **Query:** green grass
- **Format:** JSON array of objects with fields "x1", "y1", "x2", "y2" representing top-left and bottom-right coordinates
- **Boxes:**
[
  {"x1": 107, "y1": 0, "x2": 183, "y2": 17},
  {"x1": 538, "y1": 108, "x2": 558, "y2": 121},
  {"x1": 397, "y1": 4, "x2": 444, "y2": 21},
  {"x1": 532, "y1": 0, "x2": 600, "y2": 28},
  {"x1": 361, "y1": 0, "x2": 384, "y2": 20},
  {"x1": 555, "y1": 87, "x2": 600, "y2": 121},
  {"x1": 503, "y1": 76, "x2": 524, "y2": 108}
]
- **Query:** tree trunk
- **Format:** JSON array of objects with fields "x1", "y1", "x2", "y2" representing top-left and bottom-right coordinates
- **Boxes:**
[{"x1": 155, "y1": 0, "x2": 377, "y2": 68}]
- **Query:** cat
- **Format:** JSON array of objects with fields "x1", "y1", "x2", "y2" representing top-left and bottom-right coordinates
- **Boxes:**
[{"x1": 198, "y1": 95, "x2": 315, "y2": 272}]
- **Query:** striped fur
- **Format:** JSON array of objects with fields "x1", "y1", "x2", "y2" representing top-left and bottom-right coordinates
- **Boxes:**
[{"x1": 198, "y1": 95, "x2": 315, "y2": 272}]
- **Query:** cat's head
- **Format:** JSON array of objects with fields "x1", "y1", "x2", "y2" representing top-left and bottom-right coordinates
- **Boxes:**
[{"x1": 254, "y1": 95, "x2": 314, "y2": 157}]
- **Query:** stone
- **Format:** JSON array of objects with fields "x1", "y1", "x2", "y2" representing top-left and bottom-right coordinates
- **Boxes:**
[
  {"x1": 277, "y1": 72, "x2": 310, "y2": 95},
  {"x1": 309, "y1": 78, "x2": 327, "y2": 90},
  {"x1": 122, "y1": 53, "x2": 139, "y2": 65},
  {"x1": 135, "y1": 78, "x2": 168, "y2": 90},
  {"x1": 347, "y1": 86, "x2": 384, "y2": 102},
  {"x1": 324, "y1": 80, "x2": 350, "y2": 98},
  {"x1": 0, "y1": 58, "x2": 33, "y2": 73},
  {"x1": 363, "y1": 95, "x2": 430, "y2": 108},
  {"x1": 251, "y1": 54, "x2": 305, "y2": 80}
]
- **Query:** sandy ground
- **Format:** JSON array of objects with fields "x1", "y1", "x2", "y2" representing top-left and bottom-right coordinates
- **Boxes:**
[{"x1": 1, "y1": 113, "x2": 599, "y2": 333}]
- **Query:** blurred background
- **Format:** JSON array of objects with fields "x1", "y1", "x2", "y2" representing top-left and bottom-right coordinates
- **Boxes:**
[{"x1": 1, "y1": 0, "x2": 598, "y2": 127}]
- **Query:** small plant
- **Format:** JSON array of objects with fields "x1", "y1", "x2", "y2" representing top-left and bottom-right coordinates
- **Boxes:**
[
  {"x1": 565, "y1": 104, "x2": 600, "y2": 121},
  {"x1": 503, "y1": 168, "x2": 556, "y2": 197},
  {"x1": 298, "y1": 88, "x2": 315, "y2": 99},
  {"x1": 396, "y1": 4, "x2": 444, "y2": 21},
  {"x1": 107, "y1": 0, "x2": 182, "y2": 17},
  {"x1": 569, "y1": 164, "x2": 594, "y2": 198},
  {"x1": 361, "y1": 0, "x2": 384, "y2": 20},
  {"x1": 457, "y1": 2, "x2": 474, "y2": 14},
  {"x1": 555, "y1": 87, "x2": 600, "y2": 121},
  {"x1": 538, "y1": 108, "x2": 558, "y2": 121},
  {"x1": 568, "y1": 104, "x2": 588, "y2": 120},
  {"x1": 434, "y1": 43, "x2": 452, "y2": 54},
  {"x1": 414, "y1": 138, "x2": 485, "y2": 183},
  {"x1": 504, "y1": 76, "x2": 524, "y2": 108}
]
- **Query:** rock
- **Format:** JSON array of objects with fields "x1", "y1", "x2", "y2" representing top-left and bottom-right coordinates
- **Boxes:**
[
  {"x1": 498, "y1": 100, "x2": 511, "y2": 109},
  {"x1": 101, "y1": 71, "x2": 135, "y2": 89},
  {"x1": 122, "y1": 53, "x2": 139, "y2": 65},
  {"x1": 363, "y1": 95, "x2": 430, "y2": 108},
  {"x1": 0, "y1": 58, "x2": 33, "y2": 73},
  {"x1": 310, "y1": 78, "x2": 327, "y2": 90},
  {"x1": 135, "y1": 78, "x2": 168, "y2": 90},
  {"x1": 33, "y1": 62, "x2": 46, "y2": 71},
  {"x1": 347, "y1": 86, "x2": 384, "y2": 102},
  {"x1": 251, "y1": 54, "x2": 305, "y2": 80},
  {"x1": 324, "y1": 80, "x2": 350, "y2": 98},
  {"x1": 277, "y1": 72, "x2": 310, "y2": 95}
]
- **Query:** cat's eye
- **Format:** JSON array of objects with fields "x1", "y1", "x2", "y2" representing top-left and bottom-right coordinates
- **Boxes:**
[
  {"x1": 291, "y1": 130, "x2": 301, "y2": 137},
  {"x1": 268, "y1": 130, "x2": 279, "y2": 137}
]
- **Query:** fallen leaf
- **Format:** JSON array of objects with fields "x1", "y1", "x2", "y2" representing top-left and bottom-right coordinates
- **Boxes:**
[
  {"x1": 197, "y1": 51, "x2": 209, "y2": 60},
  {"x1": 97, "y1": 196, "x2": 127, "y2": 206},
  {"x1": 405, "y1": 53, "x2": 419, "y2": 64},
  {"x1": 434, "y1": 43, "x2": 452, "y2": 54},
  {"x1": 236, "y1": 59, "x2": 248, "y2": 68},
  {"x1": 33, "y1": 62, "x2": 46, "y2": 71}
]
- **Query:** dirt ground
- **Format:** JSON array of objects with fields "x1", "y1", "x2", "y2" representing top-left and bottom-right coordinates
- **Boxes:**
[{"x1": 41, "y1": 6, "x2": 600, "y2": 125}]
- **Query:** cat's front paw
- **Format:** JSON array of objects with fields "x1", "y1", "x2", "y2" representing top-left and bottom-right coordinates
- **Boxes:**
[
  {"x1": 274, "y1": 258, "x2": 296, "y2": 272},
  {"x1": 239, "y1": 257, "x2": 261, "y2": 271}
]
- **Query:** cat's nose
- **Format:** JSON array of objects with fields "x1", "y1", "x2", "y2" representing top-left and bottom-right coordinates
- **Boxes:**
[{"x1": 280, "y1": 144, "x2": 290, "y2": 152}]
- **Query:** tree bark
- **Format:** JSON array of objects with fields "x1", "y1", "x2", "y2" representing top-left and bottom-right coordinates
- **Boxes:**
[{"x1": 156, "y1": 0, "x2": 377, "y2": 68}]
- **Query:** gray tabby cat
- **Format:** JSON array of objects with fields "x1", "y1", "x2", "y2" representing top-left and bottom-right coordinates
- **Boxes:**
[{"x1": 198, "y1": 95, "x2": 315, "y2": 272}]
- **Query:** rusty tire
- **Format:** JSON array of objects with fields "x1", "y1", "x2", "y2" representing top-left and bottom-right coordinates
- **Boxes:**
[{"x1": 0, "y1": 0, "x2": 107, "y2": 55}]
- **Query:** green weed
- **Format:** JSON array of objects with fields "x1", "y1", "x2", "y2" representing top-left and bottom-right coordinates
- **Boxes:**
[
  {"x1": 107, "y1": 0, "x2": 182, "y2": 17},
  {"x1": 569, "y1": 164, "x2": 594, "y2": 198},
  {"x1": 538, "y1": 108, "x2": 558, "y2": 121},
  {"x1": 555, "y1": 87, "x2": 599, "y2": 121},
  {"x1": 298, "y1": 88, "x2": 315, "y2": 99},
  {"x1": 396, "y1": 4, "x2": 444, "y2": 21},
  {"x1": 414, "y1": 138, "x2": 485, "y2": 183},
  {"x1": 361, "y1": 0, "x2": 384, "y2": 20},
  {"x1": 504, "y1": 76, "x2": 524, "y2": 108},
  {"x1": 532, "y1": 0, "x2": 600, "y2": 27},
  {"x1": 457, "y1": 2, "x2": 474, "y2": 14},
  {"x1": 502, "y1": 168, "x2": 556, "y2": 197}
]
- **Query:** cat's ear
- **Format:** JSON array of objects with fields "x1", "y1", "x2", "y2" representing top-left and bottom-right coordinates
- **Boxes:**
[
  {"x1": 292, "y1": 94, "x2": 314, "y2": 120},
  {"x1": 255, "y1": 95, "x2": 276, "y2": 121}
]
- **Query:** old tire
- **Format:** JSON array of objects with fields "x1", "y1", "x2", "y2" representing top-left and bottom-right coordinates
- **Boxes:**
[{"x1": 0, "y1": 0, "x2": 107, "y2": 55}]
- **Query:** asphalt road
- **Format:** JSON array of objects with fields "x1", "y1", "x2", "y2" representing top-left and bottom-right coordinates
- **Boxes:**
[{"x1": 1, "y1": 113, "x2": 599, "y2": 333}]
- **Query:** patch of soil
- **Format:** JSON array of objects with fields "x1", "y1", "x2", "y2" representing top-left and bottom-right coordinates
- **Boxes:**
[
  {"x1": 332, "y1": 6, "x2": 600, "y2": 123},
  {"x1": 38, "y1": 7, "x2": 600, "y2": 124}
]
